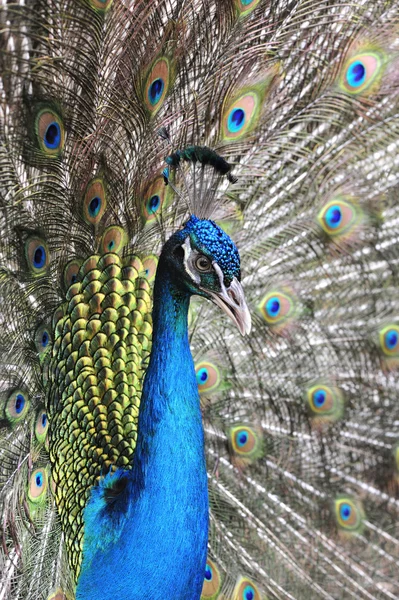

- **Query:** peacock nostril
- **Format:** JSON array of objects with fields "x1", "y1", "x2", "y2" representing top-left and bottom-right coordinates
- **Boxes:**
[{"x1": 228, "y1": 288, "x2": 238, "y2": 304}]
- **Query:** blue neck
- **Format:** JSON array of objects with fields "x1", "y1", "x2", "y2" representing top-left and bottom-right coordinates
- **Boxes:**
[
  {"x1": 77, "y1": 259, "x2": 209, "y2": 600},
  {"x1": 133, "y1": 267, "x2": 194, "y2": 485}
]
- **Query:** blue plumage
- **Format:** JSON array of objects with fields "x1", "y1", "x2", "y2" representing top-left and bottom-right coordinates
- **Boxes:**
[
  {"x1": 77, "y1": 217, "x2": 247, "y2": 599},
  {"x1": 183, "y1": 216, "x2": 241, "y2": 285}
]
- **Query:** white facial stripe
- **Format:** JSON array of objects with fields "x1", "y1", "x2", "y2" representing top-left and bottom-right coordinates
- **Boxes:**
[
  {"x1": 212, "y1": 261, "x2": 226, "y2": 292},
  {"x1": 182, "y1": 237, "x2": 200, "y2": 284}
]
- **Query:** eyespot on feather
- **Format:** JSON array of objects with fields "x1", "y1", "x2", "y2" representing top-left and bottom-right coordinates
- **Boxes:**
[
  {"x1": 35, "y1": 409, "x2": 49, "y2": 444},
  {"x1": 233, "y1": 576, "x2": 262, "y2": 600},
  {"x1": 377, "y1": 323, "x2": 399, "y2": 370},
  {"x1": 28, "y1": 468, "x2": 48, "y2": 504},
  {"x1": 222, "y1": 91, "x2": 259, "y2": 140},
  {"x1": 141, "y1": 176, "x2": 171, "y2": 224},
  {"x1": 195, "y1": 361, "x2": 221, "y2": 394},
  {"x1": 220, "y1": 71, "x2": 278, "y2": 141},
  {"x1": 228, "y1": 425, "x2": 264, "y2": 470},
  {"x1": 334, "y1": 496, "x2": 364, "y2": 533},
  {"x1": 100, "y1": 226, "x2": 127, "y2": 255},
  {"x1": 35, "y1": 324, "x2": 51, "y2": 359},
  {"x1": 5, "y1": 389, "x2": 30, "y2": 424},
  {"x1": 229, "y1": 425, "x2": 261, "y2": 458},
  {"x1": 306, "y1": 384, "x2": 344, "y2": 424},
  {"x1": 317, "y1": 198, "x2": 361, "y2": 239},
  {"x1": 379, "y1": 324, "x2": 399, "y2": 357},
  {"x1": 25, "y1": 236, "x2": 49, "y2": 275},
  {"x1": 63, "y1": 259, "x2": 83, "y2": 289},
  {"x1": 258, "y1": 288, "x2": 297, "y2": 330},
  {"x1": 83, "y1": 178, "x2": 107, "y2": 225},
  {"x1": 201, "y1": 558, "x2": 222, "y2": 599},
  {"x1": 234, "y1": 0, "x2": 261, "y2": 16},
  {"x1": 143, "y1": 57, "x2": 171, "y2": 115},
  {"x1": 339, "y1": 50, "x2": 385, "y2": 95},
  {"x1": 35, "y1": 108, "x2": 64, "y2": 156},
  {"x1": 141, "y1": 255, "x2": 158, "y2": 283}
]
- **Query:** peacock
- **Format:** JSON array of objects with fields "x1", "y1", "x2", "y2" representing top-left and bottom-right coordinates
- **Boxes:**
[{"x1": 1, "y1": 0, "x2": 399, "y2": 598}]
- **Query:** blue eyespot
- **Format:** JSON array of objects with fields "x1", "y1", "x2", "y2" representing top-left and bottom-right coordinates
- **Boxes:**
[
  {"x1": 41, "y1": 331, "x2": 49, "y2": 348},
  {"x1": 101, "y1": 225, "x2": 127, "y2": 255},
  {"x1": 231, "y1": 426, "x2": 259, "y2": 457},
  {"x1": 15, "y1": 393, "x2": 25, "y2": 414},
  {"x1": 266, "y1": 297, "x2": 280, "y2": 317},
  {"x1": 36, "y1": 110, "x2": 64, "y2": 155},
  {"x1": 44, "y1": 122, "x2": 61, "y2": 150},
  {"x1": 228, "y1": 108, "x2": 246, "y2": 133},
  {"x1": 6, "y1": 390, "x2": 30, "y2": 423},
  {"x1": 314, "y1": 389, "x2": 326, "y2": 407},
  {"x1": 237, "y1": 431, "x2": 249, "y2": 447},
  {"x1": 346, "y1": 61, "x2": 366, "y2": 88},
  {"x1": 33, "y1": 246, "x2": 46, "y2": 269},
  {"x1": 71, "y1": 274, "x2": 77, "y2": 284},
  {"x1": 147, "y1": 194, "x2": 160, "y2": 214},
  {"x1": 335, "y1": 497, "x2": 363, "y2": 531},
  {"x1": 243, "y1": 585, "x2": 255, "y2": 600},
  {"x1": 325, "y1": 205, "x2": 342, "y2": 229},
  {"x1": 35, "y1": 471, "x2": 44, "y2": 488},
  {"x1": 379, "y1": 324, "x2": 399, "y2": 357},
  {"x1": 148, "y1": 78, "x2": 164, "y2": 105},
  {"x1": 196, "y1": 368, "x2": 209, "y2": 385},
  {"x1": 340, "y1": 503, "x2": 351, "y2": 521},
  {"x1": 26, "y1": 238, "x2": 49, "y2": 274},
  {"x1": 83, "y1": 179, "x2": 106, "y2": 225},
  {"x1": 385, "y1": 329, "x2": 398, "y2": 350},
  {"x1": 35, "y1": 410, "x2": 49, "y2": 443},
  {"x1": 29, "y1": 467, "x2": 48, "y2": 501},
  {"x1": 88, "y1": 196, "x2": 101, "y2": 218},
  {"x1": 204, "y1": 564, "x2": 212, "y2": 581}
]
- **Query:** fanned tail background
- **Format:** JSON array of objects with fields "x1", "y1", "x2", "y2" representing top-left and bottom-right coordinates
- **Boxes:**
[{"x1": 1, "y1": 1, "x2": 399, "y2": 599}]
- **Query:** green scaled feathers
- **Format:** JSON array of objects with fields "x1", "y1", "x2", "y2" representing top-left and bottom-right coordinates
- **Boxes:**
[{"x1": 48, "y1": 252, "x2": 152, "y2": 575}]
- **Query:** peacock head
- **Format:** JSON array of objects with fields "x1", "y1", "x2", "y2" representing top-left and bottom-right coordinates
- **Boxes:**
[{"x1": 162, "y1": 215, "x2": 251, "y2": 335}]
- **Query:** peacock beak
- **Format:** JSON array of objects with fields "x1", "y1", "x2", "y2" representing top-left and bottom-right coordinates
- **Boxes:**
[{"x1": 202, "y1": 263, "x2": 252, "y2": 336}]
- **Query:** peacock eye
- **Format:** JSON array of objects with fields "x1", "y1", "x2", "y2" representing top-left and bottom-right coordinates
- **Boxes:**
[{"x1": 195, "y1": 255, "x2": 212, "y2": 272}]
